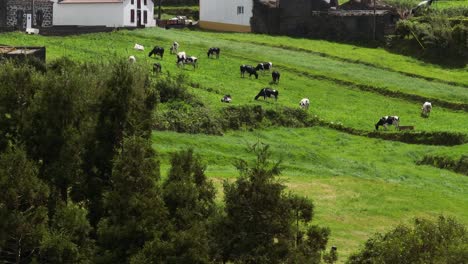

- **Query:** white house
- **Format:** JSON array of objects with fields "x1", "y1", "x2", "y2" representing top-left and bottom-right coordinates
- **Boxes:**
[
  {"x1": 199, "y1": 0, "x2": 253, "y2": 32},
  {"x1": 52, "y1": 0, "x2": 155, "y2": 27}
]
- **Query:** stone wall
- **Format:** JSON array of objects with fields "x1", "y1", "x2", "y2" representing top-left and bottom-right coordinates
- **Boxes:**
[
  {"x1": 6, "y1": 0, "x2": 53, "y2": 28},
  {"x1": 251, "y1": 0, "x2": 397, "y2": 42},
  {"x1": 278, "y1": 12, "x2": 393, "y2": 41}
]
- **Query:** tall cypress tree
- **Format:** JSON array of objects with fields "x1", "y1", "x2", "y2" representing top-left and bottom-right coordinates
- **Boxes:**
[
  {"x1": 97, "y1": 136, "x2": 167, "y2": 264},
  {"x1": 132, "y1": 149, "x2": 217, "y2": 264},
  {"x1": 217, "y1": 142, "x2": 331, "y2": 264},
  {"x1": 0, "y1": 146, "x2": 49, "y2": 263}
]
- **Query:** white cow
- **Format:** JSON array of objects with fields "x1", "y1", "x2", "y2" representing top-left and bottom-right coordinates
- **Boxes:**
[
  {"x1": 170, "y1": 42, "x2": 179, "y2": 54},
  {"x1": 421, "y1": 102, "x2": 432, "y2": 117},
  {"x1": 128, "y1": 55, "x2": 136, "y2": 63},
  {"x1": 134, "y1": 44, "x2": 145, "y2": 51},
  {"x1": 299, "y1": 98, "x2": 310, "y2": 110}
]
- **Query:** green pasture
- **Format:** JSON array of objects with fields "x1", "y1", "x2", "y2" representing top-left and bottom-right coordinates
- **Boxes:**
[
  {"x1": 1, "y1": 28, "x2": 467, "y2": 261},
  {"x1": 435, "y1": 0, "x2": 468, "y2": 9},
  {"x1": 153, "y1": 127, "x2": 468, "y2": 259},
  {"x1": 1, "y1": 29, "x2": 467, "y2": 134},
  {"x1": 209, "y1": 32, "x2": 468, "y2": 87}
]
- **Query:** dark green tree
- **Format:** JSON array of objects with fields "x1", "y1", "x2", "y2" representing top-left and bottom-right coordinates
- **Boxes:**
[
  {"x1": 163, "y1": 149, "x2": 216, "y2": 229},
  {"x1": 347, "y1": 215, "x2": 467, "y2": 264},
  {"x1": 80, "y1": 60, "x2": 155, "y2": 227},
  {"x1": 133, "y1": 149, "x2": 216, "y2": 263},
  {"x1": 96, "y1": 136, "x2": 167, "y2": 264},
  {"x1": 0, "y1": 62, "x2": 39, "y2": 151},
  {"x1": 38, "y1": 203, "x2": 95, "y2": 263},
  {"x1": 216, "y1": 142, "x2": 332, "y2": 264},
  {"x1": 0, "y1": 146, "x2": 49, "y2": 263},
  {"x1": 22, "y1": 61, "x2": 88, "y2": 204},
  {"x1": 218, "y1": 142, "x2": 292, "y2": 263}
]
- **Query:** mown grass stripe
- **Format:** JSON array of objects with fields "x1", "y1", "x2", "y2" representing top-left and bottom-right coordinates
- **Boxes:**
[
  {"x1": 223, "y1": 51, "x2": 468, "y2": 112},
  {"x1": 221, "y1": 37, "x2": 468, "y2": 89}
]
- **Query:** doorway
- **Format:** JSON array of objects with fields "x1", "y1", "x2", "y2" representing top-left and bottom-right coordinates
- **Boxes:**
[
  {"x1": 16, "y1": 9, "x2": 24, "y2": 29},
  {"x1": 137, "y1": 10, "x2": 142, "y2": 27},
  {"x1": 0, "y1": 1, "x2": 6, "y2": 27}
]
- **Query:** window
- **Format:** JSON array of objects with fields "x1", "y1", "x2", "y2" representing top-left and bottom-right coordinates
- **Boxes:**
[
  {"x1": 237, "y1": 6, "x2": 244, "y2": 15},
  {"x1": 131, "y1": 0, "x2": 134, "y2": 4},
  {"x1": 144, "y1": 0, "x2": 147, "y2": 5},
  {"x1": 144, "y1": 10, "x2": 147, "y2": 24},
  {"x1": 130, "y1": 9, "x2": 135, "y2": 23},
  {"x1": 137, "y1": 0, "x2": 141, "y2": 8}
]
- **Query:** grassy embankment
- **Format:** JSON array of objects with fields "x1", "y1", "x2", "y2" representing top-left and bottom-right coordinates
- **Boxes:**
[{"x1": 1, "y1": 28, "x2": 467, "y2": 260}]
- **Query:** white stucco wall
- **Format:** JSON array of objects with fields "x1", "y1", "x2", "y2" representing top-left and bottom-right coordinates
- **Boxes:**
[
  {"x1": 200, "y1": 0, "x2": 252, "y2": 26},
  {"x1": 53, "y1": 0, "x2": 155, "y2": 27}
]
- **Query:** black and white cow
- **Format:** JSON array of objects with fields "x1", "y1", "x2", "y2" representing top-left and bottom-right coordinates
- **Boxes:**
[
  {"x1": 176, "y1": 51, "x2": 187, "y2": 63},
  {"x1": 207, "y1": 47, "x2": 221, "y2": 59},
  {"x1": 272, "y1": 71, "x2": 280, "y2": 84},
  {"x1": 255, "y1": 88, "x2": 279, "y2": 101},
  {"x1": 170, "y1": 42, "x2": 179, "y2": 54},
  {"x1": 375, "y1": 116, "x2": 400, "y2": 130},
  {"x1": 299, "y1": 98, "x2": 310, "y2": 110},
  {"x1": 240, "y1": 65, "x2": 258, "y2": 79},
  {"x1": 178, "y1": 56, "x2": 198, "y2": 69},
  {"x1": 148, "y1": 46, "x2": 164, "y2": 59},
  {"x1": 256, "y1": 62, "x2": 273, "y2": 72},
  {"x1": 421, "y1": 102, "x2": 432, "y2": 117},
  {"x1": 153, "y1": 63, "x2": 162, "y2": 73},
  {"x1": 221, "y1": 94, "x2": 232, "y2": 103}
]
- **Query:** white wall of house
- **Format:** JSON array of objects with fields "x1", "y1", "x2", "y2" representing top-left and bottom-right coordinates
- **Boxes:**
[
  {"x1": 200, "y1": 0, "x2": 253, "y2": 27},
  {"x1": 52, "y1": 0, "x2": 155, "y2": 27}
]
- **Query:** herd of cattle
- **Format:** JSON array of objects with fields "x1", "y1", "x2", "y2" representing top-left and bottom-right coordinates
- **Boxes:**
[{"x1": 130, "y1": 42, "x2": 433, "y2": 131}]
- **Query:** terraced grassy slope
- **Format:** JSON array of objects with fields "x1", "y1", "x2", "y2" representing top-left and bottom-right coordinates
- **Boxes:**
[
  {"x1": 1, "y1": 28, "x2": 467, "y2": 261},
  {"x1": 154, "y1": 127, "x2": 468, "y2": 259}
]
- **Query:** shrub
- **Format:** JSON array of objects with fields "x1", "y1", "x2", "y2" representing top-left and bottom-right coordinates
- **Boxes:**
[
  {"x1": 154, "y1": 72, "x2": 200, "y2": 105},
  {"x1": 393, "y1": 13, "x2": 467, "y2": 61},
  {"x1": 154, "y1": 102, "x2": 223, "y2": 135},
  {"x1": 347, "y1": 216, "x2": 468, "y2": 264}
]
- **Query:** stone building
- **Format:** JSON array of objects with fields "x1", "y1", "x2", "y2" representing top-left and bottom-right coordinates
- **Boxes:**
[
  {"x1": 1, "y1": 0, "x2": 54, "y2": 29},
  {"x1": 201, "y1": 0, "x2": 397, "y2": 41}
]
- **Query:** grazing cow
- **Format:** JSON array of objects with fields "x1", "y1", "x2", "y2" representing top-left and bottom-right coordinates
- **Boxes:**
[
  {"x1": 178, "y1": 56, "x2": 198, "y2": 69},
  {"x1": 375, "y1": 116, "x2": 400, "y2": 130},
  {"x1": 421, "y1": 102, "x2": 432, "y2": 117},
  {"x1": 221, "y1": 94, "x2": 232, "y2": 103},
  {"x1": 299, "y1": 98, "x2": 310, "y2": 110},
  {"x1": 134, "y1": 43, "x2": 144, "y2": 51},
  {"x1": 255, "y1": 62, "x2": 273, "y2": 72},
  {"x1": 207, "y1": 47, "x2": 221, "y2": 59},
  {"x1": 255, "y1": 88, "x2": 279, "y2": 101},
  {"x1": 176, "y1": 51, "x2": 187, "y2": 63},
  {"x1": 148, "y1": 46, "x2": 164, "y2": 59},
  {"x1": 128, "y1": 55, "x2": 136, "y2": 63},
  {"x1": 153, "y1": 63, "x2": 162, "y2": 73},
  {"x1": 170, "y1": 42, "x2": 179, "y2": 54},
  {"x1": 272, "y1": 71, "x2": 280, "y2": 84},
  {"x1": 240, "y1": 65, "x2": 258, "y2": 79}
]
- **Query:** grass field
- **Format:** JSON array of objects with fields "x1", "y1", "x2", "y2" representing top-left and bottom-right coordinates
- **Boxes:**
[
  {"x1": 435, "y1": 0, "x2": 468, "y2": 9},
  {"x1": 1, "y1": 28, "x2": 467, "y2": 261}
]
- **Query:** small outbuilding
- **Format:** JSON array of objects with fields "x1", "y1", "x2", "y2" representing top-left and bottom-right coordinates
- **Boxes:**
[{"x1": 199, "y1": 0, "x2": 254, "y2": 32}]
